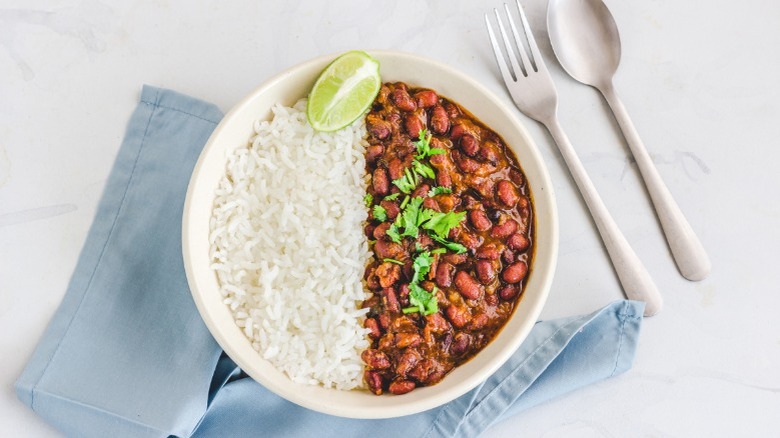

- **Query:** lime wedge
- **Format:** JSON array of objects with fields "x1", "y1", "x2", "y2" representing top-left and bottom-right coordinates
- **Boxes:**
[{"x1": 307, "y1": 51, "x2": 381, "y2": 132}]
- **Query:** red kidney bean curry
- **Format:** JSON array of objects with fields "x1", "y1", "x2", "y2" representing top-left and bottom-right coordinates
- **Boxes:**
[{"x1": 361, "y1": 82, "x2": 534, "y2": 396}]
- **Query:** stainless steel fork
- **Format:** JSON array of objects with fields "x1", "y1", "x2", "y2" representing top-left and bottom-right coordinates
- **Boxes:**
[{"x1": 485, "y1": 0, "x2": 662, "y2": 316}]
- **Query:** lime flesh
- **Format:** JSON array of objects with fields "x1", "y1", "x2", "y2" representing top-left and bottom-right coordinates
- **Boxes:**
[{"x1": 307, "y1": 51, "x2": 381, "y2": 132}]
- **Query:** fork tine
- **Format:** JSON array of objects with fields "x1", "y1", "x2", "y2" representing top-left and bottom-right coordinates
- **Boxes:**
[
  {"x1": 485, "y1": 14, "x2": 517, "y2": 84},
  {"x1": 515, "y1": 0, "x2": 547, "y2": 73},
  {"x1": 493, "y1": 8, "x2": 526, "y2": 79},
  {"x1": 503, "y1": 3, "x2": 533, "y2": 76}
]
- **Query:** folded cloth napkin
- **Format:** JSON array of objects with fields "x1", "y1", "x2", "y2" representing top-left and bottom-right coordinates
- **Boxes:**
[{"x1": 16, "y1": 86, "x2": 645, "y2": 438}]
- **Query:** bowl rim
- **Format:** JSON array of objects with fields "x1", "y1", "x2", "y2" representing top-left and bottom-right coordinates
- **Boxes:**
[{"x1": 182, "y1": 49, "x2": 559, "y2": 418}]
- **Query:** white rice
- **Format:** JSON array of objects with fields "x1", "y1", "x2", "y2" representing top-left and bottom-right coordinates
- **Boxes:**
[{"x1": 209, "y1": 98, "x2": 372, "y2": 390}]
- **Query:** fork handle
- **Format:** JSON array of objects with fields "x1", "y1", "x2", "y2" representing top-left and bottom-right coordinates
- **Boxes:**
[
  {"x1": 600, "y1": 82, "x2": 711, "y2": 281},
  {"x1": 545, "y1": 116, "x2": 662, "y2": 316}
]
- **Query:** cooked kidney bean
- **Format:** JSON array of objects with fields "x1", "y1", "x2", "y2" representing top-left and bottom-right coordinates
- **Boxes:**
[
  {"x1": 367, "y1": 116, "x2": 392, "y2": 140},
  {"x1": 479, "y1": 140, "x2": 500, "y2": 165},
  {"x1": 374, "y1": 240, "x2": 404, "y2": 260},
  {"x1": 373, "y1": 222, "x2": 390, "y2": 240},
  {"x1": 449, "y1": 122, "x2": 469, "y2": 139},
  {"x1": 365, "y1": 370, "x2": 384, "y2": 395},
  {"x1": 450, "y1": 333, "x2": 471, "y2": 356},
  {"x1": 496, "y1": 180, "x2": 520, "y2": 208},
  {"x1": 404, "y1": 113, "x2": 425, "y2": 138},
  {"x1": 387, "y1": 158, "x2": 405, "y2": 181},
  {"x1": 389, "y1": 379, "x2": 416, "y2": 395},
  {"x1": 392, "y1": 88, "x2": 417, "y2": 111},
  {"x1": 414, "y1": 90, "x2": 439, "y2": 108},
  {"x1": 365, "y1": 317, "x2": 381, "y2": 339},
  {"x1": 362, "y1": 349, "x2": 391, "y2": 370},
  {"x1": 498, "y1": 284, "x2": 519, "y2": 301},
  {"x1": 476, "y1": 260, "x2": 496, "y2": 284},
  {"x1": 366, "y1": 144, "x2": 384, "y2": 163},
  {"x1": 372, "y1": 168, "x2": 390, "y2": 195},
  {"x1": 507, "y1": 233, "x2": 530, "y2": 252},
  {"x1": 453, "y1": 151, "x2": 480, "y2": 173},
  {"x1": 396, "y1": 350, "x2": 421, "y2": 376},
  {"x1": 446, "y1": 305, "x2": 472, "y2": 328},
  {"x1": 475, "y1": 244, "x2": 501, "y2": 260},
  {"x1": 502, "y1": 248, "x2": 516, "y2": 264},
  {"x1": 412, "y1": 183, "x2": 431, "y2": 199},
  {"x1": 502, "y1": 261, "x2": 528, "y2": 284},
  {"x1": 469, "y1": 209, "x2": 492, "y2": 231},
  {"x1": 454, "y1": 271, "x2": 483, "y2": 300},
  {"x1": 380, "y1": 200, "x2": 400, "y2": 221},
  {"x1": 491, "y1": 217, "x2": 519, "y2": 239},
  {"x1": 362, "y1": 82, "x2": 534, "y2": 396},
  {"x1": 460, "y1": 135, "x2": 480, "y2": 157},
  {"x1": 436, "y1": 170, "x2": 452, "y2": 188},
  {"x1": 436, "y1": 261, "x2": 455, "y2": 288},
  {"x1": 364, "y1": 223, "x2": 377, "y2": 239},
  {"x1": 430, "y1": 105, "x2": 450, "y2": 134}
]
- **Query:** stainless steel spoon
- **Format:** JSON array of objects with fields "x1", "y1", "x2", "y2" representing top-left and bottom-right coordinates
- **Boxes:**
[{"x1": 547, "y1": 0, "x2": 711, "y2": 281}]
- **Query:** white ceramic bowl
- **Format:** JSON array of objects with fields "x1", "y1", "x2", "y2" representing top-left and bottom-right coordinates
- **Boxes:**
[{"x1": 182, "y1": 50, "x2": 558, "y2": 419}]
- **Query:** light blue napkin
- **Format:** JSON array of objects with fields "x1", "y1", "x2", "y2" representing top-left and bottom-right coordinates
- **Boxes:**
[{"x1": 16, "y1": 86, "x2": 644, "y2": 438}]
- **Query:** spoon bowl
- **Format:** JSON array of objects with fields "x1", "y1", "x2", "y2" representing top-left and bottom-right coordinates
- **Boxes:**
[{"x1": 547, "y1": 0, "x2": 621, "y2": 87}]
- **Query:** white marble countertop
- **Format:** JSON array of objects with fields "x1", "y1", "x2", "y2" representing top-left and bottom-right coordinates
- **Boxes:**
[{"x1": 2, "y1": 0, "x2": 779, "y2": 436}]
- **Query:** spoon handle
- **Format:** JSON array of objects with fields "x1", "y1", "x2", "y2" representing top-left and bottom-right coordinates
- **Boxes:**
[
  {"x1": 600, "y1": 82, "x2": 711, "y2": 281},
  {"x1": 545, "y1": 115, "x2": 662, "y2": 316}
]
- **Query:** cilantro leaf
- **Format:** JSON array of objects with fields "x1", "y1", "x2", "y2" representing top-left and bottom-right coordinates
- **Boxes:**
[
  {"x1": 414, "y1": 129, "x2": 432, "y2": 159},
  {"x1": 364, "y1": 193, "x2": 373, "y2": 207},
  {"x1": 411, "y1": 251, "x2": 434, "y2": 283},
  {"x1": 399, "y1": 197, "x2": 424, "y2": 239},
  {"x1": 428, "y1": 186, "x2": 452, "y2": 197},
  {"x1": 386, "y1": 224, "x2": 402, "y2": 243},
  {"x1": 405, "y1": 282, "x2": 438, "y2": 316},
  {"x1": 421, "y1": 210, "x2": 466, "y2": 239},
  {"x1": 412, "y1": 159, "x2": 436, "y2": 180},
  {"x1": 431, "y1": 235, "x2": 468, "y2": 254},
  {"x1": 383, "y1": 193, "x2": 400, "y2": 201},
  {"x1": 392, "y1": 168, "x2": 418, "y2": 194},
  {"x1": 373, "y1": 205, "x2": 388, "y2": 222}
]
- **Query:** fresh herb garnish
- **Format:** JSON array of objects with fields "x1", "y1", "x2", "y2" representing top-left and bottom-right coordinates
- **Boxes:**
[
  {"x1": 386, "y1": 224, "x2": 402, "y2": 243},
  {"x1": 373, "y1": 205, "x2": 388, "y2": 222},
  {"x1": 431, "y1": 235, "x2": 468, "y2": 254},
  {"x1": 421, "y1": 211, "x2": 466, "y2": 240},
  {"x1": 392, "y1": 168, "x2": 418, "y2": 194},
  {"x1": 411, "y1": 250, "x2": 434, "y2": 283},
  {"x1": 400, "y1": 195, "x2": 410, "y2": 209},
  {"x1": 414, "y1": 129, "x2": 446, "y2": 160},
  {"x1": 431, "y1": 248, "x2": 447, "y2": 255},
  {"x1": 428, "y1": 186, "x2": 452, "y2": 197},
  {"x1": 364, "y1": 193, "x2": 373, "y2": 207},
  {"x1": 401, "y1": 251, "x2": 439, "y2": 316},
  {"x1": 411, "y1": 159, "x2": 436, "y2": 180},
  {"x1": 383, "y1": 258, "x2": 404, "y2": 265},
  {"x1": 383, "y1": 193, "x2": 400, "y2": 201},
  {"x1": 399, "y1": 197, "x2": 424, "y2": 239}
]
